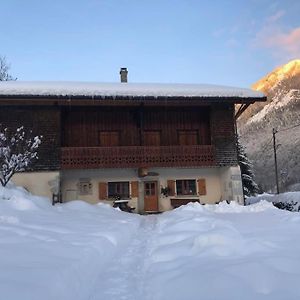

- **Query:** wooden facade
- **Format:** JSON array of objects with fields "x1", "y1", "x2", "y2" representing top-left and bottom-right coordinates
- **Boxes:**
[
  {"x1": 60, "y1": 106, "x2": 215, "y2": 169},
  {"x1": 0, "y1": 103, "x2": 238, "y2": 171},
  {"x1": 0, "y1": 92, "x2": 254, "y2": 171},
  {"x1": 61, "y1": 107, "x2": 211, "y2": 147}
]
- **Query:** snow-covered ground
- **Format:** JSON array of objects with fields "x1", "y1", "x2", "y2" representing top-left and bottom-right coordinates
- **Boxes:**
[
  {"x1": 247, "y1": 192, "x2": 300, "y2": 211},
  {"x1": 0, "y1": 185, "x2": 141, "y2": 300},
  {"x1": 1, "y1": 185, "x2": 300, "y2": 300}
]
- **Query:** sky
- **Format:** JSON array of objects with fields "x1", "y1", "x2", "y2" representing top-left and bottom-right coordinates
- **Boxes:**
[{"x1": 0, "y1": 0, "x2": 299, "y2": 87}]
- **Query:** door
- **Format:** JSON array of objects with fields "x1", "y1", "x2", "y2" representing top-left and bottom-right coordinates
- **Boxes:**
[{"x1": 144, "y1": 181, "x2": 158, "y2": 212}]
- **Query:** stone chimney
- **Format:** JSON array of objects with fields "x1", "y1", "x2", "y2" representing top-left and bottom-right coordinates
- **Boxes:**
[{"x1": 120, "y1": 67, "x2": 128, "y2": 83}]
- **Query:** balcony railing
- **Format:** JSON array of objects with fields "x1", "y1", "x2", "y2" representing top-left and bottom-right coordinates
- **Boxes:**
[{"x1": 61, "y1": 145, "x2": 216, "y2": 169}]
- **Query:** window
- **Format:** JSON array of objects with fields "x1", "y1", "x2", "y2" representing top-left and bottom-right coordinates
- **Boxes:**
[
  {"x1": 99, "y1": 131, "x2": 120, "y2": 146},
  {"x1": 108, "y1": 182, "x2": 129, "y2": 199},
  {"x1": 77, "y1": 178, "x2": 92, "y2": 195},
  {"x1": 176, "y1": 180, "x2": 196, "y2": 195},
  {"x1": 178, "y1": 130, "x2": 199, "y2": 145},
  {"x1": 144, "y1": 182, "x2": 157, "y2": 196}
]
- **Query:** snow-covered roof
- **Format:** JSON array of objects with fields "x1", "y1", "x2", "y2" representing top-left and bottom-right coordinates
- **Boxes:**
[{"x1": 0, "y1": 81, "x2": 265, "y2": 100}]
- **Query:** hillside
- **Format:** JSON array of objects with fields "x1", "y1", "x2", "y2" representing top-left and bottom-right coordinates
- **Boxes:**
[{"x1": 238, "y1": 59, "x2": 300, "y2": 192}]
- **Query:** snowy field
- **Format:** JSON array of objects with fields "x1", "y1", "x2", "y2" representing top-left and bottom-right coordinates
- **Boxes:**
[{"x1": 1, "y1": 186, "x2": 300, "y2": 300}]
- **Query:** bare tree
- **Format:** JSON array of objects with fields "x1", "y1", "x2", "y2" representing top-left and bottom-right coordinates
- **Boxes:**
[
  {"x1": 0, "y1": 127, "x2": 42, "y2": 187},
  {"x1": 0, "y1": 56, "x2": 16, "y2": 81}
]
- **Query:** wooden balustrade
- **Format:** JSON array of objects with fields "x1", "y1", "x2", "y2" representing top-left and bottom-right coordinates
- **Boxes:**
[{"x1": 61, "y1": 145, "x2": 216, "y2": 169}]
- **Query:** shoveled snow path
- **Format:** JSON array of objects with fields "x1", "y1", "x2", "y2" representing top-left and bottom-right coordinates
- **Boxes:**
[{"x1": 89, "y1": 215, "x2": 157, "y2": 300}]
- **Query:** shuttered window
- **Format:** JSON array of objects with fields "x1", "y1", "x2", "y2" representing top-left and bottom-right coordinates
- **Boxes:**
[
  {"x1": 99, "y1": 131, "x2": 120, "y2": 146},
  {"x1": 144, "y1": 131, "x2": 161, "y2": 146},
  {"x1": 176, "y1": 180, "x2": 196, "y2": 195},
  {"x1": 99, "y1": 182, "x2": 108, "y2": 200},
  {"x1": 130, "y1": 181, "x2": 139, "y2": 198},
  {"x1": 178, "y1": 130, "x2": 199, "y2": 145},
  {"x1": 197, "y1": 179, "x2": 207, "y2": 195},
  {"x1": 167, "y1": 180, "x2": 176, "y2": 196}
]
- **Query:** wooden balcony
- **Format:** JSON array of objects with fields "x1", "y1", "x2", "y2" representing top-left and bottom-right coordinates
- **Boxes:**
[{"x1": 61, "y1": 145, "x2": 216, "y2": 169}]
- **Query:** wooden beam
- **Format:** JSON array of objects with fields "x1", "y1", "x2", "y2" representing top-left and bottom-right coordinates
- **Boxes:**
[
  {"x1": 235, "y1": 103, "x2": 251, "y2": 120},
  {"x1": 139, "y1": 103, "x2": 144, "y2": 146},
  {"x1": 0, "y1": 95, "x2": 267, "y2": 107}
]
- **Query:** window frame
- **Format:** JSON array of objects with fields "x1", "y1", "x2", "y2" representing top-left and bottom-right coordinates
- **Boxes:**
[
  {"x1": 108, "y1": 181, "x2": 130, "y2": 199},
  {"x1": 175, "y1": 179, "x2": 197, "y2": 196}
]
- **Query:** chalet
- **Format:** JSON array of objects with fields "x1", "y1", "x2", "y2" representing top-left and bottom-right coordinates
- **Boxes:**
[{"x1": 0, "y1": 69, "x2": 266, "y2": 213}]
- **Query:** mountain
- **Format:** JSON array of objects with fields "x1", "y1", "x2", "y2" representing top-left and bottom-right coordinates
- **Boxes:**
[
  {"x1": 253, "y1": 59, "x2": 300, "y2": 93},
  {"x1": 238, "y1": 59, "x2": 300, "y2": 193}
]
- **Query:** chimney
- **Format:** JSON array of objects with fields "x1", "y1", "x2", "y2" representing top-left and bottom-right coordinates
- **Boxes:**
[{"x1": 120, "y1": 67, "x2": 128, "y2": 83}]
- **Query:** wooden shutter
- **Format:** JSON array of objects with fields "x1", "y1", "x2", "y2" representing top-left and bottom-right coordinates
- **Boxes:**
[
  {"x1": 99, "y1": 182, "x2": 108, "y2": 200},
  {"x1": 167, "y1": 180, "x2": 176, "y2": 196},
  {"x1": 130, "y1": 181, "x2": 139, "y2": 198},
  {"x1": 144, "y1": 131, "x2": 161, "y2": 146},
  {"x1": 197, "y1": 179, "x2": 207, "y2": 195},
  {"x1": 99, "y1": 131, "x2": 120, "y2": 146},
  {"x1": 178, "y1": 130, "x2": 198, "y2": 145}
]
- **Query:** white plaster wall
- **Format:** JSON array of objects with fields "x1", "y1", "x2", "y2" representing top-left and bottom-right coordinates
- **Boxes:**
[
  {"x1": 11, "y1": 171, "x2": 60, "y2": 199},
  {"x1": 61, "y1": 169, "x2": 139, "y2": 211},
  {"x1": 61, "y1": 167, "x2": 223, "y2": 212},
  {"x1": 157, "y1": 168, "x2": 222, "y2": 210},
  {"x1": 9, "y1": 168, "x2": 243, "y2": 210}
]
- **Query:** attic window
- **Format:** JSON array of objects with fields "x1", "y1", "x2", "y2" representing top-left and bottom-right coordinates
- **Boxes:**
[
  {"x1": 144, "y1": 131, "x2": 161, "y2": 146},
  {"x1": 99, "y1": 131, "x2": 120, "y2": 146},
  {"x1": 178, "y1": 130, "x2": 199, "y2": 145}
]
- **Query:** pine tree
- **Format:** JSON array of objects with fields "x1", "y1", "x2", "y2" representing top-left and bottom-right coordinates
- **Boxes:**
[{"x1": 237, "y1": 136, "x2": 259, "y2": 196}]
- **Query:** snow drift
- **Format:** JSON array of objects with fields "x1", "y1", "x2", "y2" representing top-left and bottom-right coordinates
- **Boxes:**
[
  {"x1": 0, "y1": 185, "x2": 300, "y2": 300},
  {"x1": 0, "y1": 184, "x2": 141, "y2": 300}
]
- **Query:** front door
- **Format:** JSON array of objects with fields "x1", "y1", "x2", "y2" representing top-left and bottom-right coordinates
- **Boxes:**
[{"x1": 144, "y1": 181, "x2": 158, "y2": 212}]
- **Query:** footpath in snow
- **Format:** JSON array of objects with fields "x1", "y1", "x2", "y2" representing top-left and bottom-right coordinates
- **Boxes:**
[
  {"x1": 1, "y1": 186, "x2": 300, "y2": 300},
  {"x1": 90, "y1": 216, "x2": 157, "y2": 300}
]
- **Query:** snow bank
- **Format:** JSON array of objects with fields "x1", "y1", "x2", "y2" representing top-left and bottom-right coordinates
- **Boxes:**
[
  {"x1": 147, "y1": 201, "x2": 300, "y2": 300},
  {"x1": 247, "y1": 192, "x2": 300, "y2": 211},
  {"x1": 0, "y1": 185, "x2": 141, "y2": 300}
]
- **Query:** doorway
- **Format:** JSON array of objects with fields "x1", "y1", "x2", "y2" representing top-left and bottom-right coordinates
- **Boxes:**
[{"x1": 144, "y1": 181, "x2": 159, "y2": 212}]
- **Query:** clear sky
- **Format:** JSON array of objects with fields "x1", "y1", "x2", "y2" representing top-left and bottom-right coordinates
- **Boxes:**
[{"x1": 1, "y1": 0, "x2": 299, "y2": 87}]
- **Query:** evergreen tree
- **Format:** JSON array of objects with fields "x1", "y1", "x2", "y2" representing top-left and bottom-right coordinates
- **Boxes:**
[{"x1": 237, "y1": 136, "x2": 259, "y2": 196}]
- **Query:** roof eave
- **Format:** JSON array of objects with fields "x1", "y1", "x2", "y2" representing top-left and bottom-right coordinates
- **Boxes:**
[{"x1": 0, "y1": 94, "x2": 267, "y2": 106}]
